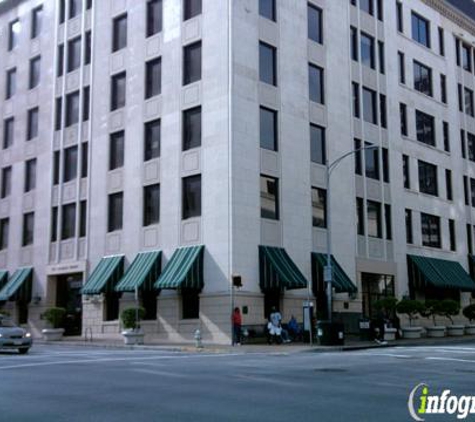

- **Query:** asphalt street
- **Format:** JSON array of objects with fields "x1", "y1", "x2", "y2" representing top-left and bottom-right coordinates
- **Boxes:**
[{"x1": 1, "y1": 343, "x2": 475, "y2": 421}]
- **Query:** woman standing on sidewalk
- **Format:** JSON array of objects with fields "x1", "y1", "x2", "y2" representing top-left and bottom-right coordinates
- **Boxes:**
[{"x1": 232, "y1": 307, "x2": 242, "y2": 346}]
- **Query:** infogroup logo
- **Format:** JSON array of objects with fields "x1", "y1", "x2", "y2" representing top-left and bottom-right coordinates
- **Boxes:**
[{"x1": 408, "y1": 383, "x2": 475, "y2": 421}]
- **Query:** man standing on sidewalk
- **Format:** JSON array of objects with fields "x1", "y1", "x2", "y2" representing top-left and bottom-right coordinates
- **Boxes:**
[{"x1": 232, "y1": 307, "x2": 242, "y2": 346}]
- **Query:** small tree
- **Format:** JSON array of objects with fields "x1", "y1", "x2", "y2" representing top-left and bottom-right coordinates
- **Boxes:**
[
  {"x1": 373, "y1": 297, "x2": 398, "y2": 320},
  {"x1": 43, "y1": 307, "x2": 66, "y2": 329},
  {"x1": 396, "y1": 299, "x2": 424, "y2": 327},
  {"x1": 121, "y1": 307, "x2": 145, "y2": 330},
  {"x1": 463, "y1": 304, "x2": 475, "y2": 324},
  {"x1": 439, "y1": 300, "x2": 460, "y2": 325},
  {"x1": 421, "y1": 300, "x2": 445, "y2": 326}
]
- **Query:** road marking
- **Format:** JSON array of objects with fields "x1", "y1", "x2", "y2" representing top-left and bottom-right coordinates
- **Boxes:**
[
  {"x1": 425, "y1": 357, "x2": 475, "y2": 363},
  {"x1": 131, "y1": 368, "x2": 189, "y2": 378},
  {"x1": 364, "y1": 353, "x2": 413, "y2": 358}
]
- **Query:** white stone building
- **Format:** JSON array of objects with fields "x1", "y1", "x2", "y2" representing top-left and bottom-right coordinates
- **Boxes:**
[{"x1": 1, "y1": 0, "x2": 475, "y2": 344}]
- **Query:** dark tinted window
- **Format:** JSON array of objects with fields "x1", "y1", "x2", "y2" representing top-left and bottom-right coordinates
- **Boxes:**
[{"x1": 182, "y1": 175, "x2": 201, "y2": 219}]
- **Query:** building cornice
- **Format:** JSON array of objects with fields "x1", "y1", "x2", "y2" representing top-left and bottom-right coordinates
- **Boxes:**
[{"x1": 423, "y1": 0, "x2": 475, "y2": 37}]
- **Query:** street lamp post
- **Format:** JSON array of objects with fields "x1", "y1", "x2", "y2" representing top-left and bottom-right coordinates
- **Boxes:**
[{"x1": 325, "y1": 145, "x2": 379, "y2": 322}]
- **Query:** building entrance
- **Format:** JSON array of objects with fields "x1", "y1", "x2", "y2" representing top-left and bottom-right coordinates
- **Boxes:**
[
  {"x1": 56, "y1": 273, "x2": 83, "y2": 336},
  {"x1": 361, "y1": 273, "x2": 395, "y2": 319}
]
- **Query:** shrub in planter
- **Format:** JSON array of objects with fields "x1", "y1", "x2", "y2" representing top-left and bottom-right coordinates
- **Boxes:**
[
  {"x1": 396, "y1": 299, "x2": 424, "y2": 339},
  {"x1": 463, "y1": 304, "x2": 475, "y2": 335},
  {"x1": 440, "y1": 300, "x2": 464, "y2": 336},
  {"x1": 120, "y1": 307, "x2": 146, "y2": 331},
  {"x1": 43, "y1": 307, "x2": 66, "y2": 329},
  {"x1": 421, "y1": 300, "x2": 446, "y2": 338},
  {"x1": 373, "y1": 297, "x2": 398, "y2": 320}
]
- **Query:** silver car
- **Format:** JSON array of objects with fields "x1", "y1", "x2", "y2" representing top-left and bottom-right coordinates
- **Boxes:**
[{"x1": 0, "y1": 315, "x2": 32, "y2": 354}]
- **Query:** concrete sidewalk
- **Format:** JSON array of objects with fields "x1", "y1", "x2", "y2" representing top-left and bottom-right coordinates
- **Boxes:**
[{"x1": 33, "y1": 334, "x2": 475, "y2": 354}]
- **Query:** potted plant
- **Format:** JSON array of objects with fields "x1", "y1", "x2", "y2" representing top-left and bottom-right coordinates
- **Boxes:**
[
  {"x1": 463, "y1": 304, "x2": 475, "y2": 335},
  {"x1": 441, "y1": 300, "x2": 464, "y2": 336},
  {"x1": 373, "y1": 297, "x2": 398, "y2": 341},
  {"x1": 396, "y1": 299, "x2": 424, "y2": 339},
  {"x1": 121, "y1": 307, "x2": 146, "y2": 345},
  {"x1": 41, "y1": 307, "x2": 66, "y2": 341},
  {"x1": 421, "y1": 300, "x2": 446, "y2": 338}
]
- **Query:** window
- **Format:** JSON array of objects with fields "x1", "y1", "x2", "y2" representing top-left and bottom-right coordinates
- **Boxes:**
[
  {"x1": 412, "y1": 12, "x2": 430, "y2": 48},
  {"x1": 61, "y1": 203, "x2": 76, "y2": 240},
  {"x1": 440, "y1": 74, "x2": 447, "y2": 104},
  {"x1": 84, "y1": 31, "x2": 92, "y2": 65},
  {"x1": 362, "y1": 87, "x2": 377, "y2": 124},
  {"x1": 183, "y1": 107, "x2": 201, "y2": 151},
  {"x1": 471, "y1": 178, "x2": 475, "y2": 207},
  {"x1": 311, "y1": 188, "x2": 326, "y2": 228},
  {"x1": 415, "y1": 110, "x2": 435, "y2": 146},
  {"x1": 3, "y1": 118, "x2": 14, "y2": 149},
  {"x1": 351, "y1": 27, "x2": 358, "y2": 61},
  {"x1": 378, "y1": 41, "x2": 385, "y2": 74},
  {"x1": 59, "y1": 0, "x2": 65, "y2": 24},
  {"x1": 405, "y1": 209, "x2": 413, "y2": 244},
  {"x1": 449, "y1": 220, "x2": 456, "y2": 251},
  {"x1": 184, "y1": 0, "x2": 202, "y2": 21},
  {"x1": 57, "y1": 45, "x2": 64, "y2": 77},
  {"x1": 22, "y1": 213, "x2": 34, "y2": 247},
  {"x1": 308, "y1": 4, "x2": 322, "y2": 44},
  {"x1": 396, "y1": 1, "x2": 403, "y2": 32},
  {"x1": 456, "y1": 38, "x2": 461, "y2": 67},
  {"x1": 385, "y1": 204, "x2": 392, "y2": 240},
  {"x1": 24, "y1": 158, "x2": 36, "y2": 193},
  {"x1": 86, "y1": 0, "x2": 92, "y2": 10},
  {"x1": 83, "y1": 86, "x2": 90, "y2": 122},
  {"x1": 66, "y1": 91, "x2": 80, "y2": 126},
  {"x1": 55, "y1": 98, "x2": 63, "y2": 131},
  {"x1": 183, "y1": 42, "x2": 202, "y2": 86},
  {"x1": 8, "y1": 20, "x2": 20, "y2": 51},
  {"x1": 310, "y1": 124, "x2": 325, "y2": 165},
  {"x1": 79, "y1": 201, "x2": 87, "y2": 237},
  {"x1": 360, "y1": 33, "x2": 375, "y2": 69},
  {"x1": 108, "y1": 192, "x2": 123, "y2": 232},
  {"x1": 69, "y1": 0, "x2": 81, "y2": 19},
  {"x1": 6, "y1": 68, "x2": 16, "y2": 100},
  {"x1": 260, "y1": 107, "x2": 278, "y2": 151},
  {"x1": 443, "y1": 121, "x2": 450, "y2": 152},
  {"x1": 367, "y1": 201, "x2": 382, "y2": 238},
  {"x1": 462, "y1": 44, "x2": 472, "y2": 72},
  {"x1": 145, "y1": 58, "x2": 161, "y2": 99},
  {"x1": 365, "y1": 142, "x2": 379, "y2": 180},
  {"x1": 182, "y1": 175, "x2": 201, "y2": 219},
  {"x1": 260, "y1": 175, "x2": 278, "y2": 220},
  {"x1": 111, "y1": 72, "x2": 126, "y2": 111},
  {"x1": 112, "y1": 14, "x2": 127, "y2": 52},
  {"x1": 182, "y1": 289, "x2": 200, "y2": 319},
  {"x1": 398, "y1": 51, "x2": 405, "y2": 84},
  {"x1": 309, "y1": 64, "x2": 324, "y2": 104},
  {"x1": 413, "y1": 61, "x2": 432, "y2": 97},
  {"x1": 356, "y1": 197, "x2": 364, "y2": 236},
  {"x1": 468, "y1": 224, "x2": 474, "y2": 256},
  {"x1": 1, "y1": 167, "x2": 12, "y2": 198},
  {"x1": 403, "y1": 155, "x2": 410, "y2": 189},
  {"x1": 27, "y1": 108, "x2": 39, "y2": 141},
  {"x1": 468, "y1": 132, "x2": 475, "y2": 162},
  {"x1": 29, "y1": 56, "x2": 41, "y2": 89},
  {"x1": 145, "y1": 119, "x2": 161, "y2": 161},
  {"x1": 0, "y1": 218, "x2": 9, "y2": 250},
  {"x1": 438, "y1": 27, "x2": 444, "y2": 56},
  {"x1": 382, "y1": 148, "x2": 389, "y2": 183},
  {"x1": 462, "y1": 130, "x2": 467, "y2": 159},
  {"x1": 67, "y1": 37, "x2": 81, "y2": 72},
  {"x1": 380, "y1": 94, "x2": 387, "y2": 129},
  {"x1": 143, "y1": 184, "x2": 160, "y2": 226},
  {"x1": 465, "y1": 88, "x2": 474, "y2": 117},
  {"x1": 81, "y1": 142, "x2": 88, "y2": 178},
  {"x1": 446, "y1": 169, "x2": 452, "y2": 201},
  {"x1": 360, "y1": 0, "x2": 374, "y2": 15},
  {"x1": 464, "y1": 176, "x2": 470, "y2": 206},
  {"x1": 458, "y1": 84, "x2": 463, "y2": 112},
  {"x1": 53, "y1": 152, "x2": 60, "y2": 185},
  {"x1": 400, "y1": 103, "x2": 407, "y2": 136},
  {"x1": 31, "y1": 6, "x2": 43, "y2": 39},
  {"x1": 260, "y1": 0, "x2": 276, "y2": 21},
  {"x1": 63, "y1": 146, "x2": 78, "y2": 183},
  {"x1": 418, "y1": 160, "x2": 438, "y2": 196},
  {"x1": 421, "y1": 213, "x2": 441, "y2": 249},
  {"x1": 109, "y1": 131, "x2": 124, "y2": 171},
  {"x1": 354, "y1": 139, "x2": 362, "y2": 175},
  {"x1": 147, "y1": 0, "x2": 162, "y2": 37},
  {"x1": 352, "y1": 82, "x2": 360, "y2": 118},
  {"x1": 259, "y1": 42, "x2": 277, "y2": 86}
]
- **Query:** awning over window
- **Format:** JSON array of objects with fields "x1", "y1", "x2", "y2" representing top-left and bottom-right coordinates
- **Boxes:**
[
  {"x1": 0, "y1": 267, "x2": 33, "y2": 302},
  {"x1": 0, "y1": 270, "x2": 8, "y2": 290},
  {"x1": 312, "y1": 253, "x2": 358, "y2": 294},
  {"x1": 82, "y1": 255, "x2": 124, "y2": 295},
  {"x1": 259, "y1": 246, "x2": 308, "y2": 291},
  {"x1": 154, "y1": 246, "x2": 204, "y2": 290},
  {"x1": 408, "y1": 254, "x2": 475, "y2": 291},
  {"x1": 115, "y1": 251, "x2": 161, "y2": 292}
]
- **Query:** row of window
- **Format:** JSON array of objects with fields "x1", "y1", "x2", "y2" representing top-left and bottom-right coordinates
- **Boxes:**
[
  {"x1": 352, "y1": 82, "x2": 387, "y2": 128},
  {"x1": 350, "y1": 0, "x2": 384, "y2": 21},
  {"x1": 350, "y1": 27, "x2": 385, "y2": 75},
  {"x1": 5, "y1": 56, "x2": 41, "y2": 100},
  {"x1": 2, "y1": 107, "x2": 39, "y2": 149}
]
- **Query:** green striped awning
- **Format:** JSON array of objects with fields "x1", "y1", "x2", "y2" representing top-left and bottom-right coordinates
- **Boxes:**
[
  {"x1": 154, "y1": 246, "x2": 204, "y2": 290},
  {"x1": 259, "y1": 246, "x2": 308, "y2": 291},
  {"x1": 408, "y1": 254, "x2": 475, "y2": 291},
  {"x1": 82, "y1": 255, "x2": 124, "y2": 295},
  {"x1": 312, "y1": 253, "x2": 358, "y2": 294},
  {"x1": 115, "y1": 251, "x2": 161, "y2": 292},
  {"x1": 0, "y1": 267, "x2": 33, "y2": 302},
  {"x1": 0, "y1": 271, "x2": 8, "y2": 290}
]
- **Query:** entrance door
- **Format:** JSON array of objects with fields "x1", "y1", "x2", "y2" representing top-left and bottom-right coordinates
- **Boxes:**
[
  {"x1": 56, "y1": 273, "x2": 83, "y2": 336},
  {"x1": 361, "y1": 273, "x2": 395, "y2": 319}
]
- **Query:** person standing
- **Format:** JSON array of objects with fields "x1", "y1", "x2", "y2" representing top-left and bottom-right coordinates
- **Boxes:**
[{"x1": 232, "y1": 307, "x2": 242, "y2": 345}]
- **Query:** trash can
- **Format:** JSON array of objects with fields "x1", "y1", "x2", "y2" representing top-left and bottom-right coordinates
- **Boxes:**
[
  {"x1": 316, "y1": 321, "x2": 345, "y2": 346},
  {"x1": 359, "y1": 318, "x2": 372, "y2": 341}
]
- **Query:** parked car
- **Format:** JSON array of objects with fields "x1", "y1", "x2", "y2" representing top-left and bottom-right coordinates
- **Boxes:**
[{"x1": 0, "y1": 315, "x2": 32, "y2": 354}]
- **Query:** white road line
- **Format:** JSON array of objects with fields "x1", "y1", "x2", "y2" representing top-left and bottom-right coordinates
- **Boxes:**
[
  {"x1": 131, "y1": 368, "x2": 189, "y2": 378},
  {"x1": 425, "y1": 357, "x2": 475, "y2": 363},
  {"x1": 364, "y1": 353, "x2": 413, "y2": 358}
]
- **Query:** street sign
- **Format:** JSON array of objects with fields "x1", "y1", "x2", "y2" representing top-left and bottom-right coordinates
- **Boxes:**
[{"x1": 324, "y1": 265, "x2": 332, "y2": 282}]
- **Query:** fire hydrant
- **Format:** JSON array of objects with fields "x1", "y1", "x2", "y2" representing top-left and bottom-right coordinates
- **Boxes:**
[{"x1": 194, "y1": 329, "x2": 203, "y2": 349}]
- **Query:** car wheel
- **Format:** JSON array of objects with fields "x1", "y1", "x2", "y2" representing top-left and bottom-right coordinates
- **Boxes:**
[{"x1": 18, "y1": 348, "x2": 29, "y2": 355}]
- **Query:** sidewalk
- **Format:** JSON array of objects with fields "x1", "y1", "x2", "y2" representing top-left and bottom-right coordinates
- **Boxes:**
[{"x1": 33, "y1": 334, "x2": 475, "y2": 354}]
